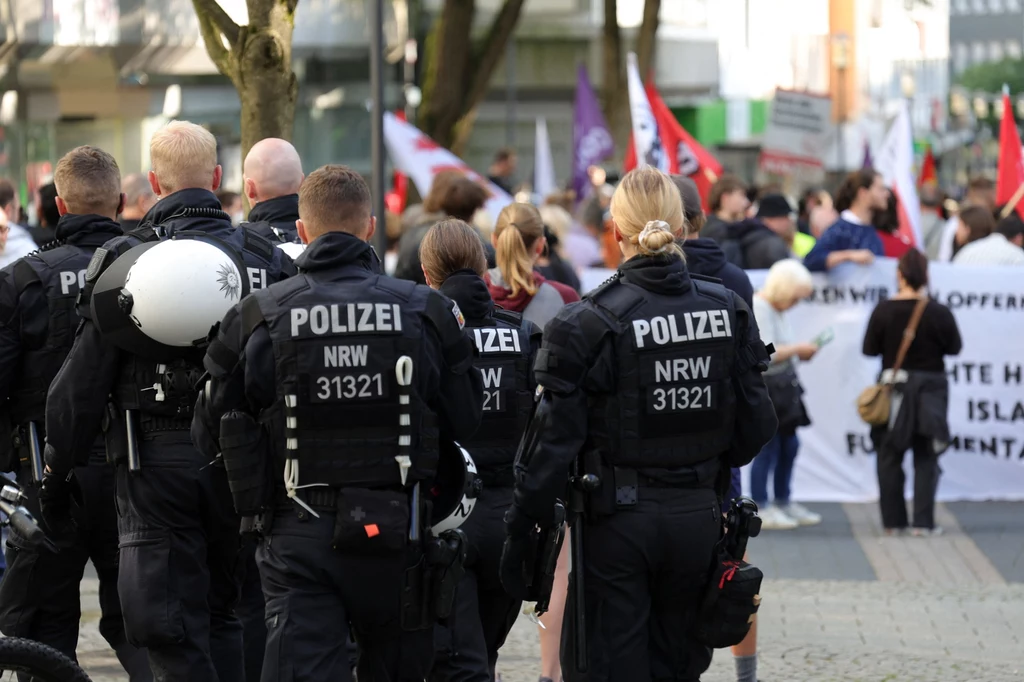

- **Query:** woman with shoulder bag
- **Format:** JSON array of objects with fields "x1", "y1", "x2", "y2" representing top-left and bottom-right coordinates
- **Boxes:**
[
  {"x1": 862, "y1": 250, "x2": 962, "y2": 536},
  {"x1": 750, "y1": 259, "x2": 822, "y2": 530}
]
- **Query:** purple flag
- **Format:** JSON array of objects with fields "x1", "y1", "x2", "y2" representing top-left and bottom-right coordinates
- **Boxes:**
[
  {"x1": 573, "y1": 65, "x2": 614, "y2": 202},
  {"x1": 862, "y1": 140, "x2": 874, "y2": 169}
]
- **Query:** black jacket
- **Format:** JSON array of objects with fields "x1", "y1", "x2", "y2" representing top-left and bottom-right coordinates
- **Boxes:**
[
  {"x1": 874, "y1": 371, "x2": 951, "y2": 456},
  {"x1": 246, "y1": 194, "x2": 300, "y2": 243},
  {"x1": 512, "y1": 254, "x2": 778, "y2": 523},
  {"x1": 725, "y1": 219, "x2": 791, "y2": 270},
  {"x1": 43, "y1": 189, "x2": 295, "y2": 475},
  {"x1": 192, "y1": 232, "x2": 483, "y2": 466},
  {"x1": 699, "y1": 214, "x2": 730, "y2": 244},
  {"x1": 681, "y1": 238, "x2": 754, "y2": 309}
]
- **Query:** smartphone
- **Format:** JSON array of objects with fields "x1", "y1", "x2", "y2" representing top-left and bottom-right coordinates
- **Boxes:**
[{"x1": 813, "y1": 327, "x2": 835, "y2": 348}]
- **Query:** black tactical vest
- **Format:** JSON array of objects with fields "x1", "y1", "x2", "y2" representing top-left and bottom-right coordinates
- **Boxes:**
[
  {"x1": 584, "y1": 274, "x2": 738, "y2": 469},
  {"x1": 8, "y1": 246, "x2": 93, "y2": 425},
  {"x1": 459, "y1": 308, "x2": 533, "y2": 486},
  {"x1": 111, "y1": 226, "x2": 283, "y2": 430},
  {"x1": 253, "y1": 273, "x2": 439, "y2": 489}
]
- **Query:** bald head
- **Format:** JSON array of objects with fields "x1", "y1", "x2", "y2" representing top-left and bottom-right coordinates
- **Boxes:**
[{"x1": 243, "y1": 138, "x2": 304, "y2": 206}]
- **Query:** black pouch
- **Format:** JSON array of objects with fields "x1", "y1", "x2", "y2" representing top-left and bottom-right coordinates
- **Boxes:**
[
  {"x1": 428, "y1": 529, "x2": 468, "y2": 620},
  {"x1": 103, "y1": 403, "x2": 128, "y2": 466},
  {"x1": 220, "y1": 411, "x2": 272, "y2": 516},
  {"x1": 332, "y1": 488, "x2": 409, "y2": 554},
  {"x1": 693, "y1": 550, "x2": 764, "y2": 649}
]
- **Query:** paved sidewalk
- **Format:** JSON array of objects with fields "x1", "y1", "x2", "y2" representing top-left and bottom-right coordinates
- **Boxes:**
[{"x1": 75, "y1": 502, "x2": 1024, "y2": 681}]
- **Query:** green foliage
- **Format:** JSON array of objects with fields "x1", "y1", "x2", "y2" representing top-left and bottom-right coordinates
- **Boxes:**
[{"x1": 956, "y1": 58, "x2": 1024, "y2": 95}]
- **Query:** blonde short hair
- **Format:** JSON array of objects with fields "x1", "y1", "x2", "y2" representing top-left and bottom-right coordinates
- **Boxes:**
[
  {"x1": 53, "y1": 146, "x2": 122, "y2": 216},
  {"x1": 760, "y1": 259, "x2": 813, "y2": 306},
  {"x1": 150, "y1": 120, "x2": 218, "y2": 195},
  {"x1": 609, "y1": 167, "x2": 685, "y2": 258}
]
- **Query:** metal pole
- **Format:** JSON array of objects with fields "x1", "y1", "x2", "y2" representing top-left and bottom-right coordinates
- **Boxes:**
[
  {"x1": 837, "y1": 67, "x2": 846, "y2": 172},
  {"x1": 370, "y1": 0, "x2": 388, "y2": 258},
  {"x1": 506, "y1": 39, "x2": 517, "y2": 147}
]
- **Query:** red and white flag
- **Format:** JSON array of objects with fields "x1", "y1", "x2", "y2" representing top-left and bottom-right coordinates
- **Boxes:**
[
  {"x1": 995, "y1": 90, "x2": 1024, "y2": 218},
  {"x1": 383, "y1": 113, "x2": 513, "y2": 220},
  {"x1": 875, "y1": 100, "x2": 922, "y2": 247},
  {"x1": 623, "y1": 54, "x2": 722, "y2": 211}
]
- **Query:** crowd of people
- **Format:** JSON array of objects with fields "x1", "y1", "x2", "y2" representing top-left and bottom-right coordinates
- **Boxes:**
[{"x1": 0, "y1": 129, "x2": 1000, "y2": 682}]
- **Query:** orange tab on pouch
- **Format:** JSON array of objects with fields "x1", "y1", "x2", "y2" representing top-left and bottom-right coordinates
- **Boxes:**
[{"x1": 364, "y1": 524, "x2": 380, "y2": 538}]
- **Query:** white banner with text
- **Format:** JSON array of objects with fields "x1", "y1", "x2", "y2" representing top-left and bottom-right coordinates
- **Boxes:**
[{"x1": 580, "y1": 261, "x2": 1024, "y2": 502}]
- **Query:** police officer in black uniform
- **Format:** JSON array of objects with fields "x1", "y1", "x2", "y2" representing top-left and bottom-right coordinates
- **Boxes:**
[
  {"x1": 417, "y1": 218, "x2": 543, "y2": 681},
  {"x1": 0, "y1": 146, "x2": 151, "y2": 680},
  {"x1": 193, "y1": 165, "x2": 483, "y2": 682},
  {"x1": 501, "y1": 167, "x2": 778, "y2": 682},
  {"x1": 241, "y1": 137, "x2": 304, "y2": 244},
  {"x1": 42, "y1": 121, "x2": 295, "y2": 682}
]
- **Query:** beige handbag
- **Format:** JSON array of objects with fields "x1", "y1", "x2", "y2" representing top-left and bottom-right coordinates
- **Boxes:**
[{"x1": 857, "y1": 297, "x2": 928, "y2": 426}]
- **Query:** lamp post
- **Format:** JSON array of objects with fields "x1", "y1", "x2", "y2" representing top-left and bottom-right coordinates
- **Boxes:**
[
  {"x1": 832, "y1": 32, "x2": 850, "y2": 171},
  {"x1": 370, "y1": 0, "x2": 387, "y2": 257}
]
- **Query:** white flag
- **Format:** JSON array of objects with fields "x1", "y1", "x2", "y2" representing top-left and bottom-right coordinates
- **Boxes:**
[
  {"x1": 875, "y1": 101, "x2": 922, "y2": 247},
  {"x1": 383, "y1": 113, "x2": 513, "y2": 221},
  {"x1": 534, "y1": 117, "x2": 557, "y2": 199},
  {"x1": 626, "y1": 52, "x2": 669, "y2": 173}
]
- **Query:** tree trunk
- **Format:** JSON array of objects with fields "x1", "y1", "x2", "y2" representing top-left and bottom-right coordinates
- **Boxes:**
[
  {"x1": 601, "y1": 0, "x2": 630, "y2": 161},
  {"x1": 192, "y1": 0, "x2": 299, "y2": 169},
  {"x1": 636, "y1": 0, "x2": 661, "y2": 81},
  {"x1": 419, "y1": 0, "x2": 526, "y2": 151}
]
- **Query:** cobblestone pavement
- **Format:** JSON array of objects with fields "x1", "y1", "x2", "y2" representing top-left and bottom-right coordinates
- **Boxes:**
[{"x1": 75, "y1": 502, "x2": 1024, "y2": 681}]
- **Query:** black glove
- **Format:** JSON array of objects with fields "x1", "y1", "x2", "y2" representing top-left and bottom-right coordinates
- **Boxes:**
[
  {"x1": 39, "y1": 469, "x2": 83, "y2": 539},
  {"x1": 499, "y1": 505, "x2": 537, "y2": 600}
]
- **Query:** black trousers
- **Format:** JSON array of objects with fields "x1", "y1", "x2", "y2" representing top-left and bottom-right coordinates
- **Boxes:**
[
  {"x1": 115, "y1": 434, "x2": 245, "y2": 682},
  {"x1": 431, "y1": 485, "x2": 521, "y2": 682},
  {"x1": 0, "y1": 461, "x2": 151, "y2": 681},
  {"x1": 238, "y1": 539, "x2": 268, "y2": 682},
  {"x1": 877, "y1": 434, "x2": 942, "y2": 530},
  {"x1": 561, "y1": 488, "x2": 720, "y2": 682},
  {"x1": 257, "y1": 504, "x2": 433, "y2": 682}
]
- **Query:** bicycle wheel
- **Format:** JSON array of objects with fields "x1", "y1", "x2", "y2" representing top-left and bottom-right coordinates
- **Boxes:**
[{"x1": 0, "y1": 638, "x2": 92, "y2": 682}]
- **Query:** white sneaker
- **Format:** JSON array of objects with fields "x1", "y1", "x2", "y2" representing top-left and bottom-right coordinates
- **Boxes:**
[
  {"x1": 760, "y1": 504, "x2": 799, "y2": 530},
  {"x1": 782, "y1": 502, "x2": 822, "y2": 526}
]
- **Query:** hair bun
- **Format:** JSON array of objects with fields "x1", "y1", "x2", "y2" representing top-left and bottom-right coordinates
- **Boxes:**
[{"x1": 638, "y1": 220, "x2": 674, "y2": 254}]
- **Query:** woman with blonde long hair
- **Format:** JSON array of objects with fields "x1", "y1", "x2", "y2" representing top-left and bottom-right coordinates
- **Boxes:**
[
  {"x1": 499, "y1": 167, "x2": 777, "y2": 681},
  {"x1": 419, "y1": 219, "x2": 543, "y2": 681},
  {"x1": 485, "y1": 203, "x2": 579, "y2": 329}
]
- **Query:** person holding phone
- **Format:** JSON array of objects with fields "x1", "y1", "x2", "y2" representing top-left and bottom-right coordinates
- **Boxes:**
[{"x1": 750, "y1": 259, "x2": 823, "y2": 530}]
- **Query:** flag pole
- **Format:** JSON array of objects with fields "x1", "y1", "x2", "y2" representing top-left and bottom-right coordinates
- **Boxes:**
[{"x1": 999, "y1": 182, "x2": 1024, "y2": 220}]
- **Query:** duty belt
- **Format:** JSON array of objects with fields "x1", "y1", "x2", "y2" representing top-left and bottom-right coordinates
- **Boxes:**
[{"x1": 274, "y1": 485, "x2": 408, "y2": 510}]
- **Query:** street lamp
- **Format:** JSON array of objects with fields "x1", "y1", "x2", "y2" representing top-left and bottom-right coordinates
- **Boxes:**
[
  {"x1": 370, "y1": 0, "x2": 387, "y2": 257},
  {"x1": 832, "y1": 32, "x2": 850, "y2": 171}
]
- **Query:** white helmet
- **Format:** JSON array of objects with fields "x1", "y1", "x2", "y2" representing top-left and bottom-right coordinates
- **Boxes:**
[
  {"x1": 92, "y1": 236, "x2": 249, "y2": 360},
  {"x1": 277, "y1": 242, "x2": 306, "y2": 259},
  {"x1": 429, "y1": 441, "x2": 482, "y2": 534}
]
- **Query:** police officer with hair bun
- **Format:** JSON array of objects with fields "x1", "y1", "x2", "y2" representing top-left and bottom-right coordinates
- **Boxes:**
[
  {"x1": 193, "y1": 165, "x2": 483, "y2": 682},
  {"x1": 419, "y1": 218, "x2": 543, "y2": 681},
  {"x1": 501, "y1": 166, "x2": 778, "y2": 681}
]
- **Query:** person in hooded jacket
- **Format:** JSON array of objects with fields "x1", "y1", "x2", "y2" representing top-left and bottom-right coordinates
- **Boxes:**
[
  {"x1": 501, "y1": 167, "x2": 777, "y2": 682},
  {"x1": 420, "y1": 218, "x2": 543, "y2": 682},
  {"x1": 672, "y1": 175, "x2": 762, "y2": 682},
  {"x1": 41, "y1": 121, "x2": 295, "y2": 682},
  {"x1": 0, "y1": 146, "x2": 151, "y2": 681},
  {"x1": 722, "y1": 195, "x2": 793, "y2": 270}
]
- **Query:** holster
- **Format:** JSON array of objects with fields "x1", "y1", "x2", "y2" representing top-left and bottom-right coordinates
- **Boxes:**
[
  {"x1": 530, "y1": 502, "x2": 567, "y2": 615},
  {"x1": 220, "y1": 410, "x2": 272, "y2": 516},
  {"x1": 400, "y1": 510, "x2": 469, "y2": 631},
  {"x1": 103, "y1": 403, "x2": 128, "y2": 466}
]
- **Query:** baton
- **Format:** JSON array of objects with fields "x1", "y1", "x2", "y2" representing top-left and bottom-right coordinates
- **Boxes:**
[
  {"x1": 396, "y1": 356, "x2": 417, "y2": 543},
  {"x1": 125, "y1": 410, "x2": 142, "y2": 473},
  {"x1": 26, "y1": 422, "x2": 45, "y2": 485}
]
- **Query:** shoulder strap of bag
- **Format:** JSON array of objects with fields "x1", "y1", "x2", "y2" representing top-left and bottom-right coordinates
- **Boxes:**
[{"x1": 890, "y1": 297, "x2": 929, "y2": 376}]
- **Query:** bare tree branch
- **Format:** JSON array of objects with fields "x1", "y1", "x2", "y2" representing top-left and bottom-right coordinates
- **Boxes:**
[
  {"x1": 193, "y1": 0, "x2": 236, "y2": 78},
  {"x1": 462, "y1": 0, "x2": 526, "y2": 117},
  {"x1": 636, "y1": 0, "x2": 661, "y2": 81},
  {"x1": 193, "y1": 0, "x2": 240, "y2": 44}
]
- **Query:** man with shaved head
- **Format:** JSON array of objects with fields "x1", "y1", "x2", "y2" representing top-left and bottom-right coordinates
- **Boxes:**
[
  {"x1": 43, "y1": 121, "x2": 296, "y2": 682},
  {"x1": 119, "y1": 173, "x2": 157, "y2": 232},
  {"x1": 242, "y1": 137, "x2": 304, "y2": 244}
]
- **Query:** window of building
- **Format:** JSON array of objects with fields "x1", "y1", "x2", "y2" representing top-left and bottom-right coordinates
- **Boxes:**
[
  {"x1": 1008, "y1": 41, "x2": 1023, "y2": 58},
  {"x1": 1008, "y1": 0, "x2": 1022, "y2": 11},
  {"x1": 991, "y1": 41, "x2": 1005, "y2": 60},
  {"x1": 990, "y1": 0, "x2": 1004, "y2": 12},
  {"x1": 954, "y1": 43, "x2": 971, "y2": 73},
  {"x1": 954, "y1": 0, "x2": 970, "y2": 12},
  {"x1": 973, "y1": 0, "x2": 988, "y2": 11},
  {"x1": 973, "y1": 41, "x2": 988, "y2": 62}
]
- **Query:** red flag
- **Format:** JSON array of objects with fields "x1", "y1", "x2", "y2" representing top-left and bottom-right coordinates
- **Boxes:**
[
  {"x1": 996, "y1": 92, "x2": 1024, "y2": 219},
  {"x1": 918, "y1": 145, "x2": 937, "y2": 187},
  {"x1": 624, "y1": 83, "x2": 722, "y2": 212},
  {"x1": 385, "y1": 110, "x2": 410, "y2": 215}
]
